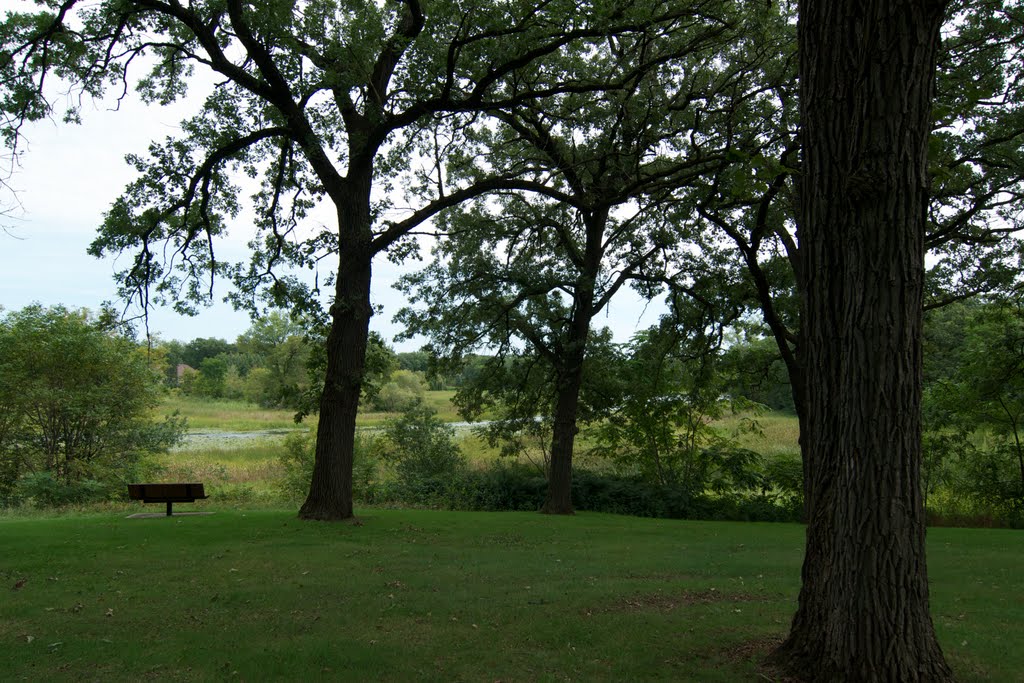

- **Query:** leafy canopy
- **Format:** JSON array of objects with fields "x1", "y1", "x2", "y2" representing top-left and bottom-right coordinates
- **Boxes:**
[{"x1": 0, "y1": 304, "x2": 184, "y2": 503}]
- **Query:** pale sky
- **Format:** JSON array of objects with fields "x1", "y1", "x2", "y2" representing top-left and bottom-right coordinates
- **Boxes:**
[{"x1": 0, "y1": 3, "x2": 664, "y2": 350}]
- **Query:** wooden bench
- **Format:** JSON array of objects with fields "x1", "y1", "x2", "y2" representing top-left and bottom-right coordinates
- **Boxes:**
[{"x1": 128, "y1": 483, "x2": 208, "y2": 516}]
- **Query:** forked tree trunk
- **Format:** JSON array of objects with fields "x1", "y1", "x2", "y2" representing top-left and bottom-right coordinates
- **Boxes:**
[
  {"x1": 542, "y1": 214, "x2": 606, "y2": 515},
  {"x1": 299, "y1": 186, "x2": 374, "y2": 521},
  {"x1": 770, "y1": 0, "x2": 954, "y2": 680}
]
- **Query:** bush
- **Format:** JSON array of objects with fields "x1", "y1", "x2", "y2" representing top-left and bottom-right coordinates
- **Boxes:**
[
  {"x1": 278, "y1": 431, "x2": 314, "y2": 499},
  {"x1": 920, "y1": 424, "x2": 1024, "y2": 527},
  {"x1": 388, "y1": 459, "x2": 803, "y2": 522},
  {"x1": 376, "y1": 402, "x2": 466, "y2": 506},
  {"x1": 456, "y1": 461, "x2": 548, "y2": 511},
  {"x1": 950, "y1": 442, "x2": 1024, "y2": 525},
  {"x1": 13, "y1": 472, "x2": 107, "y2": 507},
  {"x1": 0, "y1": 455, "x2": 21, "y2": 507},
  {"x1": 0, "y1": 305, "x2": 186, "y2": 508},
  {"x1": 369, "y1": 370, "x2": 428, "y2": 412},
  {"x1": 761, "y1": 452, "x2": 804, "y2": 518},
  {"x1": 277, "y1": 429, "x2": 381, "y2": 502},
  {"x1": 276, "y1": 406, "x2": 801, "y2": 523}
]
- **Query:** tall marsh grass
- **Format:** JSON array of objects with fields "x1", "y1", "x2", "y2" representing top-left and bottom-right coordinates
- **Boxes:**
[
  {"x1": 156, "y1": 390, "x2": 463, "y2": 431},
  {"x1": 156, "y1": 394, "x2": 306, "y2": 431}
]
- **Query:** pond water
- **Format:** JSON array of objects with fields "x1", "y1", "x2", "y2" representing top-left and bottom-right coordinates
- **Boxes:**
[
  {"x1": 176, "y1": 420, "x2": 496, "y2": 450},
  {"x1": 176, "y1": 429, "x2": 304, "y2": 450}
]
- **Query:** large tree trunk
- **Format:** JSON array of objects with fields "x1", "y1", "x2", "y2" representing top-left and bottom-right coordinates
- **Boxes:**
[
  {"x1": 542, "y1": 302, "x2": 596, "y2": 515},
  {"x1": 543, "y1": 365, "x2": 585, "y2": 515},
  {"x1": 541, "y1": 212, "x2": 607, "y2": 514},
  {"x1": 770, "y1": 0, "x2": 953, "y2": 680},
  {"x1": 299, "y1": 183, "x2": 374, "y2": 521}
]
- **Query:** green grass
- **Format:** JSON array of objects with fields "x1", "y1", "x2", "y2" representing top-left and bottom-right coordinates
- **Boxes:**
[
  {"x1": 158, "y1": 390, "x2": 464, "y2": 432},
  {"x1": 157, "y1": 395, "x2": 305, "y2": 432},
  {"x1": 714, "y1": 412, "x2": 801, "y2": 458},
  {"x1": 163, "y1": 440, "x2": 288, "y2": 493},
  {"x1": 1, "y1": 509, "x2": 1019, "y2": 682},
  {"x1": 421, "y1": 390, "x2": 461, "y2": 421}
]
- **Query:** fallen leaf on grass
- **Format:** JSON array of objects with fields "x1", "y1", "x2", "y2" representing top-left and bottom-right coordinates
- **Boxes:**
[{"x1": 11, "y1": 578, "x2": 27, "y2": 591}]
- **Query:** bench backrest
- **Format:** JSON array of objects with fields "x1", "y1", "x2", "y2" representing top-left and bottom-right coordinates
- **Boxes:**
[{"x1": 128, "y1": 483, "x2": 206, "y2": 501}]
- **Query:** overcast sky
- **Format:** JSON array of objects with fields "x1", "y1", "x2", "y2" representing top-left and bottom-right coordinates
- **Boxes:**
[{"x1": 0, "y1": 4, "x2": 664, "y2": 350}]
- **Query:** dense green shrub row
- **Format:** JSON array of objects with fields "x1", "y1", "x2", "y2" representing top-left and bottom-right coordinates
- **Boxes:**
[
  {"x1": 276, "y1": 406, "x2": 804, "y2": 523},
  {"x1": 355, "y1": 461, "x2": 803, "y2": 522}
]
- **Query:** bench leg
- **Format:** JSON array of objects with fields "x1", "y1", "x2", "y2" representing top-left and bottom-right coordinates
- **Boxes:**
[{"x1": 166, "y1": 501, "x2": 173, "y2": 516}]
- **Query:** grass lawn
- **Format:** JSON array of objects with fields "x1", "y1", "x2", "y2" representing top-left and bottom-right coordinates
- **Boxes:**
[
  {"x1": 157, "y1": 390, "x2": 465, "y2": 432},
  {"x1": 359, "y1": 390, "x2": 464, "y2": 427},
  {"x1": 158, "y1": 395, "x2": 304, "y2": 432},
  {"x1": 2, "y1": 509, "x2": 1020, "y2": 681}
]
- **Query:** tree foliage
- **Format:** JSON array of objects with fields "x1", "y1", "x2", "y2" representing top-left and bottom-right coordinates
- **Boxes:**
[
  {"x1": 689, "y1": 0, "x2": 1024, "y2": 419},
  {"x1": 4, "y1": 0, "x2": 725, "y2": 520},
  {"x1": 590, "y1": 323, "x2": 761, "y2": 492},
  {"x1": 0, "y1": 304, "x2": 184, "y2": 505},
  {"x1": 923, "y1": 300, "x2": 1024, "y2": 518},
  {"x1": 397, "y1": 0, "x2": 782, "y2": 512}
]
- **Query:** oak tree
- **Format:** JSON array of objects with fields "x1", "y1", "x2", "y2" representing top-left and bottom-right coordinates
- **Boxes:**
[
  {"x1": 768, "y1": 0, "x2": 955, "y2": 678},
  {"x1": 397, "y1": 0, "x2": 784, "y2": 512},
  {"x1": 683, "y1": 2, "x2": 1023, "y2": 674},
  {"x1": 0, "y1": 0, "x2": 660, "y2": 519}
]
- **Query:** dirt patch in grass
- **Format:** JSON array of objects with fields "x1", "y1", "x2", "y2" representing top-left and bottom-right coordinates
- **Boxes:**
[
  {"x1": 722, "y1": 634, "x2": 783, "y2": 663},
  {"x1": 602, "y1": 588, "x2": 766, "y2": 613},
  {"x1": 721, "y1": 635, "x2": 806, "y2": 683},
  {"x1": 720, "y1": 635, "x2": 804, "y2": 682}
]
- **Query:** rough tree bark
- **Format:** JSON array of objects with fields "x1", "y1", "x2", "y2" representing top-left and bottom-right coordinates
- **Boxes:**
[
  {"x1": 541, "y1": 212, "x2": 603, "y2": 515},
  {"x1": 769, "y1": 0, "x2": 954, "y2": 680},
  {"x1": 299, "y1": 180, "x2": 374, "y2": 521},
  {"x1": 543, "y1": 335, "x2": 589, "y2": 515}
]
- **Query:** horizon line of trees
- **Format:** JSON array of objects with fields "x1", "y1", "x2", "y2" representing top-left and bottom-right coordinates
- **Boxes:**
[{"x1": 7, "y1": 296, "x2": 1023, "y2": 528}]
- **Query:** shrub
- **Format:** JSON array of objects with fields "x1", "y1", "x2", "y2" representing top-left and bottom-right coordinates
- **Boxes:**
[
  {"x1": 956, "y1": 442, "x2": 1024, "y2": 523},
  {"x1": 13, "y1": 472, "x2": 107, "y2": 507},
  {"x1": 370, "y1": 370, "x2": 428, "y2": 412},
  {"x1": 456, "y1": 461, "x2": 548, "y2": 511},
  {"x1": 277, "y1": 429, "x2": 381, "y2": 502},
  {"x1": 410, "y1": 461, "x2": 802, "y2": 522},
  {"x1": 376, "y1": 402, "x2": 466, "y2": 506},
  {"x1": 761, "y1": 452, "x2": 804, "y2": 518},
  {"x1": 278, "y1": 431, "x2": 315, "y2": 500},
  {"x1": 0, "y1": 305, "x2": 185, "y2": 508}
]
